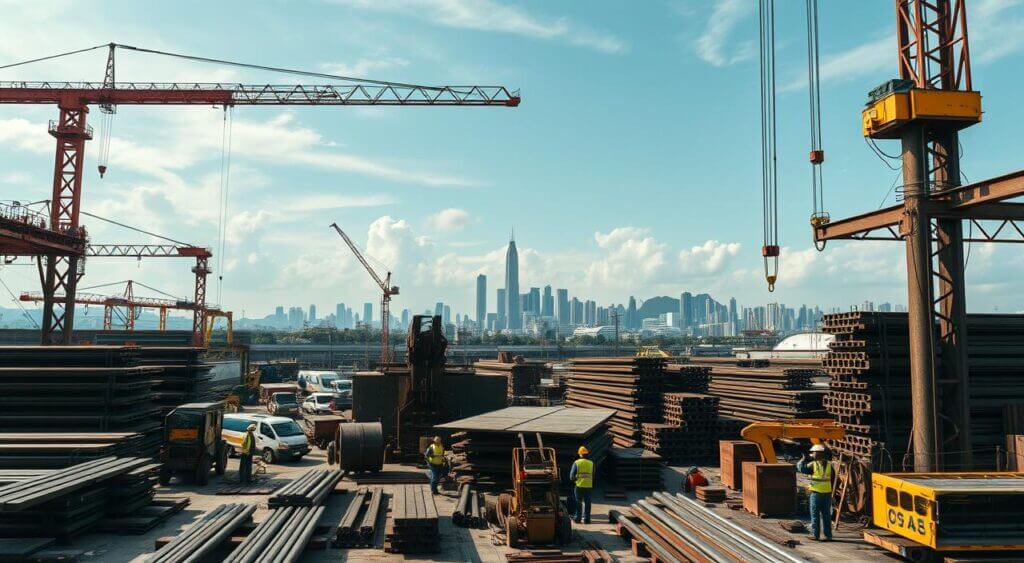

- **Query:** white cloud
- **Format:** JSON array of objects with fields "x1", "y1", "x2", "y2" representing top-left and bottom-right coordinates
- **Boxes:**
[
  {"x1": 330, "y1": 0, "x2": 626, "y2": 54},
  {"x1": 323, "y1": 56, "x2": 410, "y2": 78},
  {"x1": 695, "y1": 0, "x2": 755, "y2": 67},
  {"x1": 587, "y1": 227, "x2": 667, "y2": 289},
  {"x1": 281, "y1": 194, "x2": 397, "y2": 214},
  {"x1": 426, "y1": 208, "x2": 470, "y2": 232},
  {"x1": 678, "y1": 240, "x2": 742, "y2": 275}
]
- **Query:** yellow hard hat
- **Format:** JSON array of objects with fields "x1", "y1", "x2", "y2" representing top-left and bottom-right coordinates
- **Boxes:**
[
  {"x1": 247, "y1": 424, "x2": 256, "y2": 431},
  {"x1": 578, "y1": 446, "x2": 589, "y2": 456}
]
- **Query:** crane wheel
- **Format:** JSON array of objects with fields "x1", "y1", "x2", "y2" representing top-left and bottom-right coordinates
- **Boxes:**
[{"x1": 505, "y1": 518, "x2": 519, "y2": 548}]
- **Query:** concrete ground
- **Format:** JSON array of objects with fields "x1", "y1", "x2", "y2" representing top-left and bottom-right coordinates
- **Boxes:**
[{"x1": 56, "y1": 447, "x2": 899, "y2": 563}]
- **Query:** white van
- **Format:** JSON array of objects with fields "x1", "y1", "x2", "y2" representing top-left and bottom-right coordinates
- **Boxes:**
[
  {"x1": 223, "y1": 413, "x2": 310, "y2": 464},
  {"x1": 298, "y1": 370, "x2": 341, "y2": 393}
]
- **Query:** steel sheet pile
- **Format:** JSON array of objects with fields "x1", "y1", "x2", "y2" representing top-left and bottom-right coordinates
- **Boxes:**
[
  {"x1": 473, "y1": 359, "x2": 545, "y2": 406},
  {"x1": 440, "y1": 407, "x2": 614, "y2": 488},
  {"x1": 0, "y1": 432, "x2": 145, "y2": 469},
  {"x1": 565, "y1": 357, "x2": 666, "y2": 447},
  {"x1": 700, "y1": 361, "x2": 826, "y2": 437},
  {"x1": 146, "y1": 503, "x2": 255, "y2": 563},
  {"x1": 607, "y1": 447, "x2": 663, "y2": 490},
  {"x1": 267, "y1": 469, "x2": 342, "y2": 508},
  {"x1": 612, "y1": 492, "x2": 805, "y2": 563},
  {"x1": 0, "y1": 456, "x2": 157, "y2": 538},
  {"x1": 823, "y1": 312, "x2": 1024, "y2": 467},
  {"x1": 642, "y1": 393, "x2": 720, "y2": 463},
  {"x1": 334, "y1": 486, "x2": 385, "y2": 548},
  {"x1": 384, "y1": 484, "x2": 438, "y2": 554},
  {"x1": 132, "y1": 347, "x2": 216, "y2": 415},
  {"x1": 663, "y1": 364, "x2": 711, "y2": 393}
]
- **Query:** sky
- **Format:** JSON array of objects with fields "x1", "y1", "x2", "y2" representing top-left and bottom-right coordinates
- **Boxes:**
[{"x1": 1, "y1": 0, "x2": 1024, "y2": 324}]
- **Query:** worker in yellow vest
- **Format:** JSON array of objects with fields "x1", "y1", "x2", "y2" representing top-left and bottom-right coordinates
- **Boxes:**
[
  {"x1": 239, "y1": 424, "x2": 256, "y2": 484},
  {"x1": 425, "y1": 436, "x2": 445, "y2": 494},
  {"x1": 569, "y1": 446, "x2": 594, "y2": 524},
  {"x1": 797, "y1": 444, "x2": 833, "y2": 541}
]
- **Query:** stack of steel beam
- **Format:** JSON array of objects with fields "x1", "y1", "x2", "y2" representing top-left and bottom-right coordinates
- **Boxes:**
[
  {"x1": 607, "y1": 447, "x2": 663, "y2": 490},
  {"x1": 224, "y1": 505, "x2": 324, "y2": 563},
  {"x1": 0, "y1": 456, "x2": 154, "y2": 538},
  {"x1": 647, "y1": 393, "x2": 719, "y2": 462},
  {"x1": 0, "y1": 432, "x2": 145, "y2": 468},
  {"x1": 146, "y1": 503, "x2": 255, "y2": 563},
  {"x1": 536, "y1": 383, "x2": 566, "y2": 406},
  {"x1": 384, "y1": 484, "x2": 438, "y2": 554},
  {"x1": 703, "y1": 363, "x2": 826, "y2": 436},
  {"x1": 565, "y1": 357, "x2": 666, "y2": 447},
  {"x1": 474, "y1": 359, "x2": 545, "y2": 406},
  {"x1": 132, "y1": 347, "x2": 215, "y2": 414},
  {"x1": 823, "y1": 312, "x2": 1024, "y2": 468},
  {"x1": 334, "y1": 487, "x2": 385, "y2": 548},
  {"x1": 612, "y1": 492, "x2": 804, "y2": 563},
  {"x1": 267, "y1": 469, "x2": 342, "y2": 508},
  {"x1": 662, "y1": 364, "x2": 710, "y2": 393},
  {"x1": 695, "y1": 486, "x2": 726, "y2": 502}
]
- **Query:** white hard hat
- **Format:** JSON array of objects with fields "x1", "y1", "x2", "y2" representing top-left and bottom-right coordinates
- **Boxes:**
[{"x1": 810, "y1": 444, "x2": 826, "y2": 452}]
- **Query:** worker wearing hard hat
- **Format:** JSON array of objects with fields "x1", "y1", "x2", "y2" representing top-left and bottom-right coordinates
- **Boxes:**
[
  {"x1": 569, "y1": 446, "x2": 594, "y2": 524},
  {"x1": 425, "y1": 436, "x2": 445, "y2": 495},
  {"x1": 240, "y1": 424, "x2": 256, "y2": 484},
  {"x1": 797, "y1": 444, "x2": 833, "y2": 541}
]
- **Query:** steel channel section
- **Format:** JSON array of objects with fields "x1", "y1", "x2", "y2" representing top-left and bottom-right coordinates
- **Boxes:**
[
  {"x1": 609, "y1": 510, "x2": 686, "y2": 563},
  {"x1": 361, "y1": 487, "x2": 384, "y2": 537},
  {"x1": 635, "y1": 500, "x2": 732, "y2": 562},
  {"x1": 668, "y1": 493, "x2": 807, "y2": 563}
]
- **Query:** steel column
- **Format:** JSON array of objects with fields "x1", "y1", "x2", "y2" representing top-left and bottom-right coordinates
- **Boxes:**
[
  {"x1": 191, "y1": 255, "x2": 210, "y2": 347},
  {"x1": 902, "y1": 125, "x2": 940, "y2": 472}
]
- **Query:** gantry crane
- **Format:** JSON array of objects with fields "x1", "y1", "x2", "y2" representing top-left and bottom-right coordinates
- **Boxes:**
[
  {"x1": 806, "y1": 1, "x2": 1024, "y2": 471},
  {"x1": 0, "y1": 42, "x2": 519, "y2": 345},
  {"x1": 330, "y1": 223, "x2": 398, "y2": 365}
]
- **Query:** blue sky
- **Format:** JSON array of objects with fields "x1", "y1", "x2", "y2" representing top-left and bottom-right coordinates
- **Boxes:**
[{"x1": 1, "y1": 0, "x2": 1024, "y2": 323}]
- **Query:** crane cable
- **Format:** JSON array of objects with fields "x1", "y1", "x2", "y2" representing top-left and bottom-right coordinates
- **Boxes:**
[
  {"x1": 759, "y1": 0, "x2": 780, "y2": 292},
  {"x1": 806, "y1": 0, "x2": 829, "y2": 251},
  {"x1": 215, "y1": 107, "x2": 234, "y2": 306}
]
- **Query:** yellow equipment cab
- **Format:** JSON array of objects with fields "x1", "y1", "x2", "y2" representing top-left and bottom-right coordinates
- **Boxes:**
[
  {"x1": 872, "y1": 472, "x2": 1024, "y2": 551},
  {"x1": 862, "y1": 79, "x2": 982, "y2": 139}
]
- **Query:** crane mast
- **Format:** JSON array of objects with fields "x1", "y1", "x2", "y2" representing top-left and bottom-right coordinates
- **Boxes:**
[{"x1": 330, "y1": 223, "x2": 398, "y2": 366}]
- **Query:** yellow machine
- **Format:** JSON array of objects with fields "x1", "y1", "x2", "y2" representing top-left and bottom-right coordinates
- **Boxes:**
[
  {"x1": 862, "y1": 78, "x2": 981, "y2": 139},
  {"x1": 495, "y1": 433, "x2": 572, "y2": 547},
  {"x1": 740, "y1": 419, "x2": 846, "y2": 463},
  {"x1": 871, "y1": 472, "x2": 1024, "y2": 552},
  {"x1": 636, "y1": 346, "x2": 669, "y2": 359}
]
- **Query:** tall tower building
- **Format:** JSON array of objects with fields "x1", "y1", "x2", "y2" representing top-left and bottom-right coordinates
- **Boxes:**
[
  {"x1": 505, "y1": 235, "x2": 521, "y2": 330},
  {"x1": 542, "y1": 286, "x2": 553, "y2": 317},
  {"x1": 476, "y1": 274, "x2": 487, "y2": 333},
  {"x1": 626, "y1": 296, "x2": 638, "y2": 329},
  {"x1": 496, "y1": 288, "x2": 507, "y2": 329},
  {"x1": 363, "y1": 303, "x2": 373, "y2": 328},
  {"x1": 556, "y1": 289, "x2": 569, "y2": 326},
  {"x1": 680, "y1": 292, "x2": 693, "y2": 327},
  {"x1": 309, "y1": 304, "x2": 317, "y2": 322}
]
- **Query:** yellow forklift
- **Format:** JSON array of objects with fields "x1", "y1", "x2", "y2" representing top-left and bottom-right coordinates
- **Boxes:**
[{"x1": 494, "y1": 433, "x2": 572, "y2": 547}]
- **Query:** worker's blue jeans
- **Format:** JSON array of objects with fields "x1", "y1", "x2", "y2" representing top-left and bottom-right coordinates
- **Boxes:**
[
  {"x1": 428, "y1": 463, "x2": 443, "y2": 494},
  {"x1": 809, "y1": 491, "x2": 832, "y2": 540},
  {"x1": 573, "y1": 487, "x2": 592, "y2": 523}
]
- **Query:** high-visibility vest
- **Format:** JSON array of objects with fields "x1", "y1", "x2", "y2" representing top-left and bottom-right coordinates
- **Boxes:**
[
  {"x1": 808, "y1": 460, "x2": 833, "y2": 494},
  {"x1": 241, "y1": 432, "x2": 254, "y2": 455},
  {"x1": 427, "y1": 443, "x2": 444, "y2": 466},
  {"x1": 573, "y1": 458, "x2": 594, "y2": 489}
]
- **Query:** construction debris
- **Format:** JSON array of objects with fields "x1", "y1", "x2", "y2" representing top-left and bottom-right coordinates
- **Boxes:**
[{"x1": 384, "y1": 484, "x2": 438, "y2": 554}]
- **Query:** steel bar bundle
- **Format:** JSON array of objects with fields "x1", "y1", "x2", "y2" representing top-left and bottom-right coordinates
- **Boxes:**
[
  {"x1": 384, "y1": 484, "x2": 439, "y2": 554},
  {"x1": 823, "y1": 312, "x2": 1024, "y2": 469},
  {"x1": 607, "y1": 447, "x2": 663, "y2": 490},
  {"x1": 0, "y1": 432, "x2": 145, "y2": 469},
  {"x1": 0, "y1": 456, "x2": 156, "y2": 538},
  {"x1": 565, "y1": 357, "x2": 667, "y2": 447},
  {"x1": 146, "y1": 503, "x2": 255, "y2": 563},
  {"x1": 334, "y1": 486, "x2": 385, "y2": 548},
  {"x1": 267, "y1": 469, "x2": 342, "y2": 508},
  {"x1": 613, "y1": 491, "x2": 805, "y2": 563},
  {"x1": 474, "y1": 359, "x2": 545, "y2": 405},
  {"x1": 453, "y1": 482, "x2": 486, "y2": 528},
  {"x1": 224, "y1": 505, "x2": 324, "y2": 563}
]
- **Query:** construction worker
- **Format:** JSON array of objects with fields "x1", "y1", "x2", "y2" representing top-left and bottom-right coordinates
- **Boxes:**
[
  {"x1": 569, "y1": 446, "x2": 594, "y2": 524},
  {"x1": 797, "y1": 444, "x2": 833, "y2": 541},
  {"x1": 239, "y1": 424, "x2": 256, "y2": 484},
  {"x1": 425, "y1": 436, "x2": 445, "y2": 495},
  {"x1": 682, "y1": 466, "x2": 708, "y2": 494}
]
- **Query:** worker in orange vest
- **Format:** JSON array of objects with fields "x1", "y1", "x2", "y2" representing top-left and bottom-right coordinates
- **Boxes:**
[{"x1": 682, "y1": 466, "x2": 709, "y2": 494}]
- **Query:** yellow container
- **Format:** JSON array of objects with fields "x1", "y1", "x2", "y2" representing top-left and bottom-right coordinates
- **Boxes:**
[{"x1": 862, "y1": 89, "x2": 982, "y2": 138}]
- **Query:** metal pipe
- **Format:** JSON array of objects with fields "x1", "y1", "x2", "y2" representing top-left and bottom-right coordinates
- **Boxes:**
[
  {"x1": 636, "y1": 499, "x2": 732, "y2": 562},
  {"x1": 671, "y1": 493, "x2": 807, "y2": 563},
  {"x1": 609, "y1": 510, "x2": 685, "y2": 563}
]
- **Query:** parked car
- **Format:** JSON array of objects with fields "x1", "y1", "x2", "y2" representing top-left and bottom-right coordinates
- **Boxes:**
[
  {"x1": 298, "y1": 370, "x2": 341, "y2": 393},
  {"x1": 329, "y1": 379, "x2": 352, "y2": 394},
  {"x1": 302, "y1": 392, "x2": 349, "y2": 415},
  {"x1": 222, "y1": 413, "x2": 310, "y2": 463},
  {"x1": 267, "y1": 392, "x2": 299, "y2": 417}
]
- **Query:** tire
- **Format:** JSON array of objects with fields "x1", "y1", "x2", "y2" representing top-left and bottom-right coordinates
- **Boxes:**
[
  {"x1": 262, "y1": 448, "x2": 276, "y2": 464},
  {"x1": 194, "y1": 456, "x2": 210, "y2": 486},
  {"x1": 327, "y1": 442, "x2": 337, "y2": 465},
  {"x1": 506, "y1": 518, "x2": 519, "y2": 548},
  {"x1": 215, "y1": 443, "x2": 228, "y2": 476},
  {"x1": 159, "y1": 468, "x2": 172, "y2": 486}
]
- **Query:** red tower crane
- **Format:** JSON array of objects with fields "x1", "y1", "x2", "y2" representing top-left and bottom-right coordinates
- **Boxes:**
[
  {"x1": 330, "y1": 223, "x2": 398, "y2": 366},
  {"x1": 0, "y1": 43, "x2": 520, "y2": 345}
]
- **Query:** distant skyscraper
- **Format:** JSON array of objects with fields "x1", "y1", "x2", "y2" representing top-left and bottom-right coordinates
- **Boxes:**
[
  {"x1": 626, "y1": 296, "x2": 638, "y2": 330},
  {"x1": 443, "y1": 305, "x2": 451, "y2": 326},
  {"x1": 335, "y1": 303, "x2": 345, "y2": 327},
  {"x1": 528, "y1": 287, "x2": 541, "y2": 315},
  {"x1": 542, "y1": 286, "x2": 553, "y2": 317},
  {"x1": 728, "y1": 297, "x2": 738, "y2": 325},
  {"x1": 584, "y1": 300, "x2": 596, "y2": 326},
  {"x1": 476, "y1": 275, "x2": 487, "y2": 332},
  {"x1": 556, "y1": 289, "x2": 569, "y2": 326},
  {"x1": 496, "y1": 289, "x2": 507, "y2": 329},
  {"x1": 308, "y1": 304, "x2": 317, "y2": 322},
  {"x1": 363, "y1": 303, "x2": 373, "y2": 328},
  {"x1": 434, "y1": 302, "x2": 444, "y2": 318},
  {"x1": 401, "y1": 309, "x2": 410, "y2": 329},
  {"x1": 505, "y1": 235, "x2": 521, "y2": 330}
]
